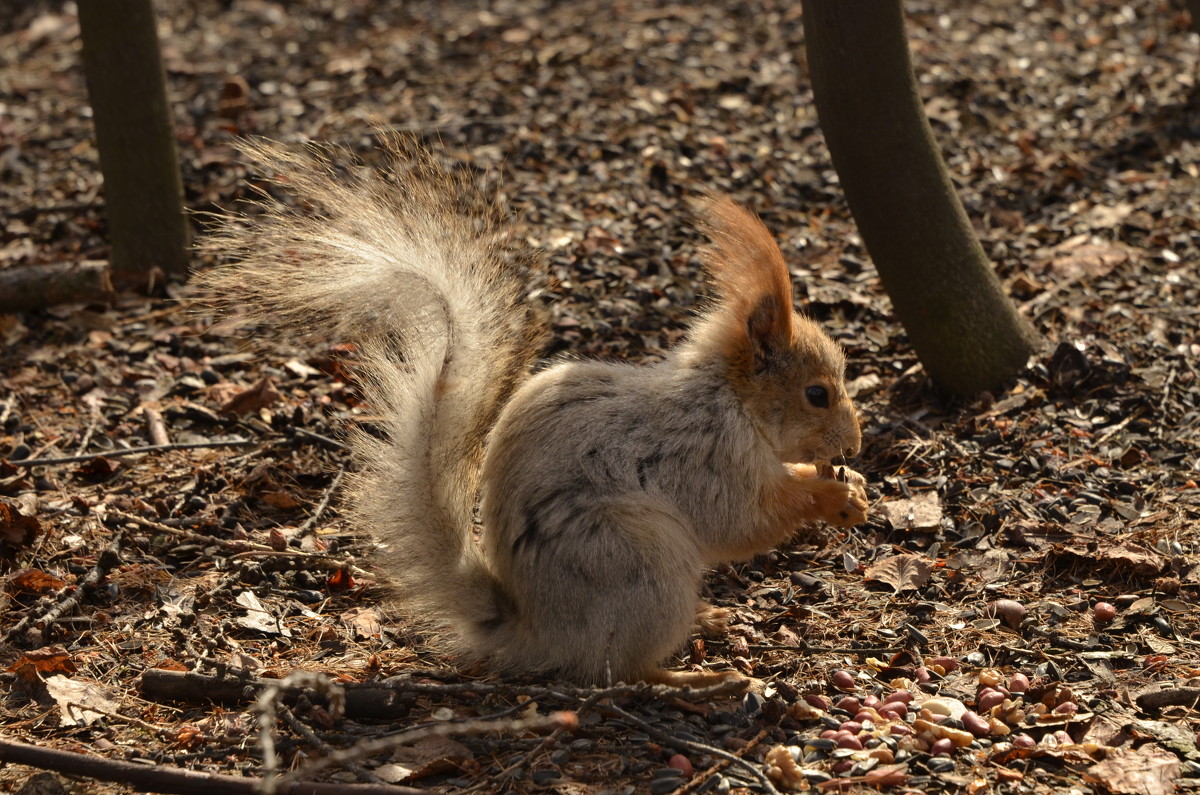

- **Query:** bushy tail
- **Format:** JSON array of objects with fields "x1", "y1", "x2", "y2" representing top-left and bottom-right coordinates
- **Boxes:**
[{"x1": 199, "y1": 134, "x2": 543, "y2": 635}]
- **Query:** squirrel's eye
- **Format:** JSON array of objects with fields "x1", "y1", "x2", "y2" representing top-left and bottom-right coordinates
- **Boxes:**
[{"x1": 805, "y1": 385, "x2": 830, "y2": 408}]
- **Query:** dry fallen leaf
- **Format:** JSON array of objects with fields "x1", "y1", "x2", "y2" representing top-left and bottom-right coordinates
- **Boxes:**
[
  {"x1": 878, "y1": 492, "x2": 941, "y2": 531},
  {"x1": 1041, "y1": 235, "x2": 1130, "y2": 283},
  {"x1": 6, "y1": 567, "x2": 67, "y2": 595},
  {"x1": 0, "y1": 499, "x2": 39, "y2": 552},
  {"x1": 864, "y1": 554, "x2": 935, "y2": 593},
  {"x1": 1083, "y1": 744, "x2": 1179, "y2": 795},
  {"x1": 6, "y1": 646, "x2": 77, "y2": 678},
  {"x1": 44, "y1": 674, "x2": 121, "y2": 727},
  {"x1": 234, "y1": 590, "x2": 292, "y2": 636},
  {"x1": 220, "y1": 376, "x2": 281, "y2": 416},
  {"x1": 375, "y1": 736, "x2": 473, "y2": 783},
  {"x1": 341, "y1": 606, "x2": 382, "y2": 640},
  {"x1": 1050, "y1": 539, "x2": 1166, "y2": 578}
]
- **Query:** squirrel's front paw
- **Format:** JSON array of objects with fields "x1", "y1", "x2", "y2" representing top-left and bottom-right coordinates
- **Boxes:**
[{"x1": 810, "y1": 476, "x2": 868, "y2": 528}]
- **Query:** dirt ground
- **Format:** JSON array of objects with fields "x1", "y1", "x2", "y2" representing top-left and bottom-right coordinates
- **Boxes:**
[{"x1": 2, "y1": 1, "x2": 1199, "y2": 793}]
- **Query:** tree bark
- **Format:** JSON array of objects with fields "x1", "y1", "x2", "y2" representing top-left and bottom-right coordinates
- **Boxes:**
[
  {"x1": 801, "y1": 0, "x2": 1041, "y2": 396},
  {"x1": 77, "y1": 0, "x2": 190, "y2": 288}
]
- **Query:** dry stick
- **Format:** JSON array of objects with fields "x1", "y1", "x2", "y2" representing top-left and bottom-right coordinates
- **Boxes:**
[
  {"x1": 287, "y1": 426, "x2": 350, "y2": 451},
  {"x1": 601, "y1": 702, "x2": 782, "y2": 795},
  {"x1": 278, "y1": 705, "x2": 384, "y2": 786},
  {"x1": 104, "y1": 508, "x2": 273, "y2": 552},
  {"x1": 377, "y1": 675, "x2": 750, "y2": 704},
  {"x1": 145, "y1": 405, "x2": 171, "y2": 446},
  {"x1": 466, "y1": 690, "x2": 608, "y2": 794},
  {"x1": 75, "y1": 417, "x2": 98, "y2": 456},
  {"x1": 11, "y1": 437, "x2": 257, "y2": 467},
  {"x1": 106, "y1": 508, "x2": 371, "y2": 577},
  {"x1": 675, "y1": 728, "x2": 773, "y2": 795},
  {"x1": 294, "y1": 464, "x2": 347, "y2": 538},
  {"x1": 1, "y1": 529, "x2": 125, "y2": 646},
  {"x1": 257, "y1": 672, "x2": 348, "y2": 795},
  {"x1": 0, "y1": 394, "x2": 15, "y2": 426},
  {"x1": 277, "y1": 711, "x2": 576, "y2": 788},
  {"x1": 0, "y1": 736, "x2": 422, "y2": 795}
]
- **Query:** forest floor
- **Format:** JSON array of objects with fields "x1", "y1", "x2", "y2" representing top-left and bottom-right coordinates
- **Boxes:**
[{"x1": 2, "y1": 1, "x2": 1200, "y2": 793}]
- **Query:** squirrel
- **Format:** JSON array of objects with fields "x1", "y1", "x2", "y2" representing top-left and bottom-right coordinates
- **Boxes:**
[{"x1": 202, "y1": 134, "x2": 868, "y2": 689}]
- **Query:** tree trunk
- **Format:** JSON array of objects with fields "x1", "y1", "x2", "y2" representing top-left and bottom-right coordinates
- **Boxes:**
[
  {"x1": 801, "y1": 0, "x2": 1041, "y2": 396},
  {"x1": 78, "y1": 0, "x2": 190, "y2": 288}
]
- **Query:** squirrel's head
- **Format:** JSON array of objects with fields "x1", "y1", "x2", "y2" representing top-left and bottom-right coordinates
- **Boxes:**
[{"x1": 692, "y1": 194, "x2": 862, "y2": 464}]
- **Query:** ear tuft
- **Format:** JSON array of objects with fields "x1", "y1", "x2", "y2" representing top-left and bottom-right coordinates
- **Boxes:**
[{"x1": 695, "y1": 194, "x2": 794, "y2": 354}]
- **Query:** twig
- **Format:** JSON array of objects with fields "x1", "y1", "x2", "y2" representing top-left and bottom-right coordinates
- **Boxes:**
[
  {"x1": 295, "y1": 464, "x2": 347, "y2": 538},
  {"x1": 1, "y1": 529, "x2": 125, "y2": 646},
  {"x1": 0, "y1": 394, "x2": 15, "y2": 427},
  {"x1": 257, "y1": 672, "x2": 347, "y2": 795},
  {"x1": 279, "y1": 705, "x2": 384, "y2": 785},
  {"x1": 0, "y1": 736, "x2": 423, "y2": 795},
  {"x1": 675, "y1": 728, "x2": 772, "y2": 795},
  {"x1": 11, "y1": 438, "x2": 256, "y2": 467},
  {"x1": 378, "y1": 674, "x2": 749, "y2": 704},
  {"x1": 103, "y1": 508, "x2": 272, "y2": 552},
  {"x1": 75, "y1": 417, "x2": 98, "y2": 456},
  {"x1": 278, "y1": 711, "x2": 576, "y2": 787},
  {"x1": 103, "y1": 508, "x2": 371, "y2": 577},
  {"x1": 287, "y1": 427, "x2": 350, "y2": 451},
  {"x1": 466, "y1": 690, "x2": 607, "y2": 793},
  {"x1": 601, "y1": 703, "x2": 782, "y2": 795},
  {"x1": 145, "y1": 405, "x2": 171, "y2": 446}
]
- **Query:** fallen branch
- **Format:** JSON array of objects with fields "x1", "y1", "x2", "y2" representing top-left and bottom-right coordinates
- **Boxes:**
[
  {"x1": 295, "y1": 464, "x2": 346, "y2": 538},
  {"x1": 1135, "y1": 687, "x2": 1200, "y2": 712},
  {"x1": 11, "y1": 438, "x2": 256, "y2": 467},
  {"x1": 1, "y1": 530, "x2": 125, "y2": 647},
  {"x1": 0, "y1": 260, "x2": 113, "y2": 312},
  {"x1": 140, "y1": 669, "x2": 413, "y2": 721},
  {"x1": 602, "y1": 702, "x2": 781, "y2": 795},
  {"x1": 0, "y1": 736, "x2": 422, "y2": 795},
  {"x1": 278, "y1": 711, "x2": 576, "y2": 787}
]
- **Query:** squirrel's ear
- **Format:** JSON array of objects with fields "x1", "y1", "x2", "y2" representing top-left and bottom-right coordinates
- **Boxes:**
[
  {"x1": 696, "y1": 194, "x2": 794, "y2": 358},
  {"x1": 746, "y1": 292, "x2": 790, "y2": 354}
]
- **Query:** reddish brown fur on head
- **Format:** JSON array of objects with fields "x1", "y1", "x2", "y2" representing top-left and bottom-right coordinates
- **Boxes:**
[
  {"x1": 693, "y1": 194, "x2": 860, "y2": 463},
  {"x1": 695, "y1": 194, "x2": 795, "y2": 370}
]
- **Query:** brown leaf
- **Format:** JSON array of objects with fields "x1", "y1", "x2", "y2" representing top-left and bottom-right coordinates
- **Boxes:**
[
  {"x1": 864, "y1": 554, "x2": 934, "y2": 592},
  {"x1": 0, "y1": 499, "x2": 39, "y2": 551},
  {"x1": 1040, "y1": 235, "x2": 1130, "y2": 283},
  {"x1": 43, "y1": 674, "x2": 121, "y2": 727},
  {"x1": 375, "y1": 736, "x2": 473, "y2": 783},
  {"x1": 260, "y1": 491, "x2": 302, "y2": 511},
  {"x1": 220, "y1": 376, "x2": 281, "y2": 416},
  {"x1": 341, "y1": 606, "x2": 382, "y2": 640},
  {"x1": 76, "y1": 456, "x2": 120, "y2": 482},
  {"x1": 1050, "y1": 539, "x2": 1166, "y2": 578},
  {"x1": 878, "y1": 492, "x2": 941, "y2": 531},
  {"x1": 6, "y1": 567, "x2": 68, "y2": 595},
  {"x1": 1083, "y1": 745, "x2": 1179, "y2": 795},
  {"x1": 6, "y1": 646, "x2": 77, "y2": 676}
]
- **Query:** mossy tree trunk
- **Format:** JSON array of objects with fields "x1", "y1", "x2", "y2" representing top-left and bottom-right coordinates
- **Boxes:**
[
  {"x1": 801, "y1": 0, "x2": 1040, "y2": 396},
  {"x1": 78, "y1": 0, "x2": 189, "y2": 289}
]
